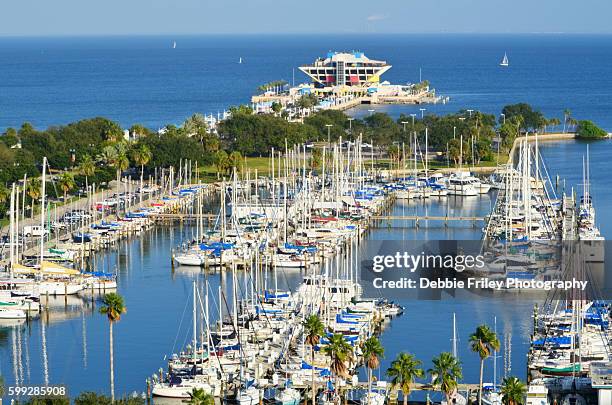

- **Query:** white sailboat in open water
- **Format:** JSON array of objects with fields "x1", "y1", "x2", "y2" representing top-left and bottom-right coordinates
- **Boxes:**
[{"x1": 500, "y1": 52, "x2": 509, "y2": 67}]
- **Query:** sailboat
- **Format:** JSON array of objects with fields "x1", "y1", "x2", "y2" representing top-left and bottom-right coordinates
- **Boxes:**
[
  {"x1": 173, "y1": 41, "x2": 177, "y2": 49},
  {"x1": 239, "y1": 57, "x2": 243, "y2": 64},
  {"x1": 499, "y1": 52, "x2": 509, "y2": 67}
]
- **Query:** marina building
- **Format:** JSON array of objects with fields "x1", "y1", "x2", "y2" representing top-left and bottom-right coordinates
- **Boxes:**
[{"x1": 298, "y1": 51, "x2": 391, "y2": 88}]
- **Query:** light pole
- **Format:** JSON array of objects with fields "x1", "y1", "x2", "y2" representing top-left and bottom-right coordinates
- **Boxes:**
[
  {"x1": 325, "y1": 124, "x2": 332, "y2": 145},
  {"x1": 467, "y1": 109, "x2": 473, "y2": 118},
  {"x1": 453, "y1": 126, "x2": 456, "y2": 139},
  {"x1": 419, "y1": 108, "x2": 426, "y2": 118},
  {"x1": 410, "y1": 113, "x2": 417, "y2": 126},
  {"x1": 500, "y1": 113, "x2": 506, "y2": 124},
  {"x1": 348, "y1": 118, "x2": 354, "y2": 136},
  {"x1": 368, "y1": 109, "x2": 375, "y2": 116},
  {"x1": 401, "y1": 121, "x2": 409, "y2": 134}
]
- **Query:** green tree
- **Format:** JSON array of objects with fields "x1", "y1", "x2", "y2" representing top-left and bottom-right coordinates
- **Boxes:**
[
  {"x1": 501, "y1": 103, "x2": 545, "y2": 131},
  {"x1": 470, "y1": 325, "x2": 500, "y2": 405},
  {"x1": 303, "y1": 314, "x2": 325, "y2": 405},
  {"x1": 576, "y1": 120, "x2": 607, "y2": 139},
  {"x1": 17, "y1": 396, "x2": 70, "y2": 405},
  {"x1": 132, "y1": 144, "x2": 152, "y2": 201},
  {"x1": 310, "y1": 148, "x2": 322, "y2": 171},
  {"x1": 0, "y1": 184, "x2": 9, "y2": 205},
  {"x1": 271, "y1": 101, "x2": 283, "y2": 115},
  {"x1": 74, "y1": 392, "x2": 113, "y2": 405},
  {"x1": 500, "y1": 376, "x2": 527, "y2": 405},
  {"x1": 323, "y1": 333, "x2": 354, "y2": 385},
  {"x1": 386, "y1": 352, "x2": 424, "y2": 405},
  {"x1": 361, "y1": 336, "x2": 384, "y2": 404},
  {"x1": 228, "y1": 105, "x2": 253, "y2": 116},
  {"x1": 183, "y1": 113, "x2": 208, "y2": 137},
  {"x1": 78, "y1": 154, "x2": 96, "y2": 192},
  {"x1": 57, "y1": 172, "x2": 76, "y2": 202},
  {"x1": 26, "y1": 178, "x2": 42, "y2": 219},
  {"x1": 428, "y1": 352, "x2": 462, "y2": 405},
  {"x1": 183, "y1": 388, "x2": 214, "y2": 405},
  {"x1": 100, "y1": 293, "x2": 127, "y2": 402},
  {"x1": 0, "y1": 374, "x2": 4, "y2": 398},
  {"x1": 129, "y1": 124, "x2": 150, "y2": 139}
]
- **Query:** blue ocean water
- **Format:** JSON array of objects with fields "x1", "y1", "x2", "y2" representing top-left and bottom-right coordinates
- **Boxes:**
[{"x1": 1, "y1": 34, "x2": 612, "y2": 130}]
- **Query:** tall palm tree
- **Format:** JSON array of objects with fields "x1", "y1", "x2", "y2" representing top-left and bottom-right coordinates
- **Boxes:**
[
  {"x1": 132, "y1": 144, "x2": 152, "y2": 202},
  {"x1": 428, "y1": 352, "x2": 462, "y2": 405},
  {"x1": 99, "y1": 292, "x2": 126, "y2": 402},
  {"x1": 78, "y1": 154, "x2": 96, "y2": 193},
  {"x1": 386, "y1": 352, "x2": 424, "y2": 405},
  {"x1": 214, "y1": 150, "x2": 229, "y2": 180},
  {"x1": 183, "y1": 113, "x2": 207, "y2": 137},
  {"x1": 470, "y1": 325, "x2": 500, "y2": 405},
  {"x1": 57, "y1": 173, "x2": 76, "y2": 202},
  {"x1": 500, "y1": 376, "x2": 526, "y2": 405},
  {"x1": 563, "y1": 109, "x2": 571, "y2": 133},
  {"x1": 183, "y1": 388, "x2": 214, "y2": 405},
  {"x1": 323, "y1": 333, "x2": 354, "y2": 389},
  {"x1": 361, "y1": 336, "x2": 384, "y2": 404},
  {"x1": 303, "y1": 314, "x2": 325, "y2": 405},
  {"x1": 26, "y1": 178, "x2": 41, "y2": 219}
]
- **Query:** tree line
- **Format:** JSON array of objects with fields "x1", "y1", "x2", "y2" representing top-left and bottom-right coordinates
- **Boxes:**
[{"x1": 0, "y1": 103, "x2": 607, "y2": 219}]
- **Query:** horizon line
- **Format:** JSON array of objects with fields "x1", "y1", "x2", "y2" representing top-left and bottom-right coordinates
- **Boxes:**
[{"x1": 2, "y1": 31, "x2": 612, "y2": 38}]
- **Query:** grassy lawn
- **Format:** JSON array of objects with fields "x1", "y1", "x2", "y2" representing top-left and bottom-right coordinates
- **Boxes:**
[{"x1": 199, "y1": 157, "x2": 272, "y2": 182}]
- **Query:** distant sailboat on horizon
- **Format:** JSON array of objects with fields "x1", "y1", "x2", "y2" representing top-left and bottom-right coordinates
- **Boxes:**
[
  {"x1": 238, "y1": 57, "x2": 243, "y2": 64},
  {"x1": 173, "y1": 41, "x2": 177, "y2": 49},
  {"x1": 500, "y1": 52, "x2": 509, "y2": 67}
]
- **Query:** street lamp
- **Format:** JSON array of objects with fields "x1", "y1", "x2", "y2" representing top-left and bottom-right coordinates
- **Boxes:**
[
  {"x1": 368, "y1": 109, "x2": 375, "y2": 116},
  {"x1": 453, "y1": 126, "x2": 456, "y2": 139},
  {"x1": 401, "y1": 121, "x2": 409, "y2": 133},
  {"x1": 500, "y1": 113, "x2": 506, "y2": 124},
  {"x1": 410, "y1": 113, "x2": 417, "y2": 126},
  {"x1": 467, "y1": 109, "x2": 473, "y2": 117},
  {"x1": 419, "y1": 108, "x2": 426, "y2": 118},
  {"x1": 348, "y1": 118, "x2": 354, "y2": 135},
  {"x1": 325, "y1": 124, "x2": 333, "y2": 145}
]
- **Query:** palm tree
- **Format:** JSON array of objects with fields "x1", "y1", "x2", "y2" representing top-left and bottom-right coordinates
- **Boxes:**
[
  {"x1": 214, "y1": 150, "x2": 229, "y2": 179},
  {"x1": 183, "y1": 388, "x2": 214, "y2": 405},
  {"x1": 78, "y1": 154, "x2": 96, "y2": 194},
  {"x1": 469, "y1": 325, "x2": 500, "y2": 405},
  {"x1": 428, "y1": 352, "x2": 462, "y2": 405},
  {"x1": 500, "y1": 376, "x2": 526, "y2": 405},
  {"x1": 228, "y1": 151, "x2": 243, "y2": 174},
  {"x1": 303, "y1": 314, "x2": 325, "y2": 405},
  {"x1": 0, "y1": 184, "x2": 9, "y2": 205},
  {"x1": 99, "y1": 292, "x2": 127, "y2": 402},
  {"x1": 563, "y1": 109, "x2": 571, "y2": 133},
  {"x1": 132, "y1": 144, "x2": 152, "y2": 202},
  {"x1": 361, "y1": 336, "x2": 384, "y2": 404},
  {"x1": 386, "y1": 352, "x2": 424, "y2": 405},
  {"x1": 323, "y1": 333, "x2": 354, "y2": 389},
  {"x1": 184, "y1": 113, "x2": 207, "y2": 134},
  {"x1": 26, "y1": 178, "x2": 41, "y2": 219},
  {"x1": 57, "y1": 172, "x2": 76, "y2": 202},
  {"x1": 548, "y1": 117, "x2": 561, "y2": 133}
]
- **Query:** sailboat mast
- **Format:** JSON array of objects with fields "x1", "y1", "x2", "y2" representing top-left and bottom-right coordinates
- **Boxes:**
[
  {"x1": 40, "y1": 157, "x2": 47, "y2": 265},
  {"x1": 193, "y1": 281, "x2": 197, "y2": 363}
]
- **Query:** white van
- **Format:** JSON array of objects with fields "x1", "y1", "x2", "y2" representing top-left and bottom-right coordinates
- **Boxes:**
[{"x1": 23, "y1": 225, "x2": 49, "y2": 237}]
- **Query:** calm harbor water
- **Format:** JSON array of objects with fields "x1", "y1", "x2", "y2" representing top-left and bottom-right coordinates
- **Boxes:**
[
  {"x1": 1, "y1": 139, "x2": 610, "y2": 401},
  {"x1": 1, "y1": 34, "x2": 612, "y2": 130}
]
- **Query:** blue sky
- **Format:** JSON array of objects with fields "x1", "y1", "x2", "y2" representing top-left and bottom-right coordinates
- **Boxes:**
[{"x1": 2, "y1": 0, "x2": 611, "y2": 36}]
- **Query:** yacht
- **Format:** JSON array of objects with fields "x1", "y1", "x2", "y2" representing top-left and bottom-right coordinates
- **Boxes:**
[{"x1": 447, "y1": 172, "x2": 478, "y2": 196}]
